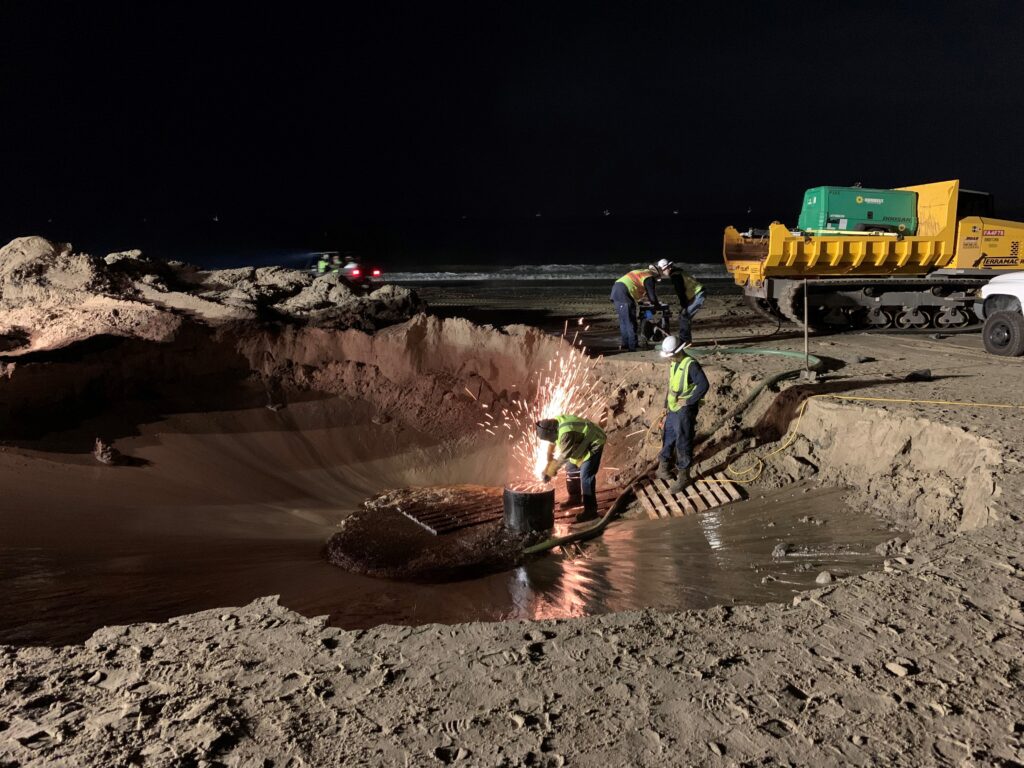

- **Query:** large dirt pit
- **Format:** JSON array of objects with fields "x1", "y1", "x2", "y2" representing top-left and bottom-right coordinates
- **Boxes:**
[
  {"x1": 1, "y1": 360, "x2": 895, "y2": 647},
  {"x1": 3, "y1": 288, "x2": 1023, "y2": 766}
]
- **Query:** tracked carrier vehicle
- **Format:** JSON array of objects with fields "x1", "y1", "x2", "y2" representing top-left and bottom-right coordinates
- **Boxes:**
[{"x1": 724, "y1": 180, "x2": 1024, "y2": 330}]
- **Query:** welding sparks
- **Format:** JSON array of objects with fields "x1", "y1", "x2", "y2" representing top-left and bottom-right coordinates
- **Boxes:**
[{"x1": 471, "y1": 322, "x2": 606, "y2": 484}]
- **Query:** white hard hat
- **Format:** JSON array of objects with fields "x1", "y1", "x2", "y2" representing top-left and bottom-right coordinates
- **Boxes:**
[
  {"x1": 659, "y1": 335, "x2": 686, "y2": 357},
  {"x1": 656, "y1": 258, "x2": 673, "y2": 273}
]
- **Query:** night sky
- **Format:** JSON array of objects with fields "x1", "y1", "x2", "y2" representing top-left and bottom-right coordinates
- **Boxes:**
[{"x1": 3, "y1": 2, "x2": 1024, "y2": 265}]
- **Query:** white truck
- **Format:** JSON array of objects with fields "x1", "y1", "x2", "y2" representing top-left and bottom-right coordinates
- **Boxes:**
[{"x1": 978, "y1": 272, "x2": 1024, "y2": 356}]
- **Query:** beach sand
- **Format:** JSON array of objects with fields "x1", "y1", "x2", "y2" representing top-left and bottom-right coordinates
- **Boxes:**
[{"x1": 2, "y1": 265, "x2": 1023, "y2": 766}]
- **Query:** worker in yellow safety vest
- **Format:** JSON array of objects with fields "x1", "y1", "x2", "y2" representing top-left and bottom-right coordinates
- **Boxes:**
[
  {"x1": 610, "y1": 263, "x2": 670, "y2": 352},
  {"x1": 656, "y1": 258, "x2": 705, "y2": 346},
  {"x1": 536, "y1": 414, "x2": 607, "y2": 521},
  {"x1": 655, "y1": 335, "x2": 710, "y2": 493}
]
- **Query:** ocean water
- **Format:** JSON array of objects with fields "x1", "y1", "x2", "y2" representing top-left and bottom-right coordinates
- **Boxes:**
[{"x1": 385, "y1": 262, "x2": 729, "y2": 282}]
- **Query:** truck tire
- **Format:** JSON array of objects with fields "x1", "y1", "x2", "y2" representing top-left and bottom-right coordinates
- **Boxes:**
[{"x1": 982, "y1": 310, "x2": 1024, "y2": 356}]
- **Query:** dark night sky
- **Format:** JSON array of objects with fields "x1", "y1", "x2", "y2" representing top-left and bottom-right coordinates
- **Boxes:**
[{"x1": 3, "y1": 1, "x2": 1024, "y2": 265}]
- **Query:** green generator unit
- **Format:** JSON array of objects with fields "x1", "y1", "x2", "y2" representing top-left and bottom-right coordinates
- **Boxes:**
[{"x1": 797, "y1": 186, "x2": 918, "y2": 235}]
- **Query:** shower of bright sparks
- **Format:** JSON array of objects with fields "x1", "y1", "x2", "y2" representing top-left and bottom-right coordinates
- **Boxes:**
[{"x1": 473, "y1": 319, "x2": 606, "y2": 485}]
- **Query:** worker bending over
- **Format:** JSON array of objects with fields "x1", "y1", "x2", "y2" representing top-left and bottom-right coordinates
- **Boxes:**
[
  {"x1": 610, "y1": 263, "x2": 670, "y2": 352},
  {"x1": 536, "y1": 414, "x2": 607, "y2": 521},
  {"x1": 656, "y1": 258, "x2": 705, "y2": 346},
  {"x1": 656, "y1": 335, "x2": 710, "y2": 493}
]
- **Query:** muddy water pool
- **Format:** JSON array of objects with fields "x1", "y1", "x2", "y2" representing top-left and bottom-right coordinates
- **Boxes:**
[{"x1": 0, "y1": 399, "x2": 895, "y2": 645}]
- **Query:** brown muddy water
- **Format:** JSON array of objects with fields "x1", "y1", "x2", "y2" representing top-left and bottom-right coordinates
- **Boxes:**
[{"x1": 0, "y1": 397, "x2": 896, "y2": 646}]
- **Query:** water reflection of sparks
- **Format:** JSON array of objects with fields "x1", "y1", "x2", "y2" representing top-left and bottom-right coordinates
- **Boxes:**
[{"x1": 509, "y1": 525, "x2": 640, "y2": 621}]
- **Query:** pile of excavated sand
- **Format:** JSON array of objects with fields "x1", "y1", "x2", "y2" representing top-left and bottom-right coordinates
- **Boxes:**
[
  {"x1": 0, "y1": 236, "x2": 423, "y2": 354},
  {"x1": 0, "y1": 236, "x2": 183, "y2": 353}
]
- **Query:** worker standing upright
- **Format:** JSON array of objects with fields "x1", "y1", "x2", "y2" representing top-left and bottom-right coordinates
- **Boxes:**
[
  {"x1": 536, "y1": 414, "x2": 607, "y2": 521},
  {"x1": 610, "y1": 263, "x2": 670, "y2": 352},
  {"x1": 657, "y1": 259, "x2": 705, "y2": 346},
  {"x1": 655, "y1": 335, "x2": 710, "y2": 493}
]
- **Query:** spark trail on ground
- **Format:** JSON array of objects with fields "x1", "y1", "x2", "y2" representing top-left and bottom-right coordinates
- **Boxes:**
[{"x1": 476, "y1": 319, "x2": 606, "y2": 487}]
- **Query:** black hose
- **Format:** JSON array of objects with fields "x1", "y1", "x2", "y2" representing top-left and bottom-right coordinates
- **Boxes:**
[{"x1": 522, "y1": 488, "x2": 636, "y2": 556}]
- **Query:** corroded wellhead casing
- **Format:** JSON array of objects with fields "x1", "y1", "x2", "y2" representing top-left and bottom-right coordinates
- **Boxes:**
[{"x1": 503, "y1": 487, "x2": 554, "y2": 534}]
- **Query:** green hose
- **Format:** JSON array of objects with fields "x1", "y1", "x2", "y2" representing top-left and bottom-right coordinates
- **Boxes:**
[
  {"x1": 688, "y1": 346, "x2": 822, "y2": 441},
  {"x1": 522, "y1": 345, "x2": 825, "y2": 556}
]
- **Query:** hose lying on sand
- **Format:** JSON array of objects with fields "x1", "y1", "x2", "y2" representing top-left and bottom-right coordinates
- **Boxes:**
[{"x1": 523, "y1": 345, "x2": 824, "y2": 555}]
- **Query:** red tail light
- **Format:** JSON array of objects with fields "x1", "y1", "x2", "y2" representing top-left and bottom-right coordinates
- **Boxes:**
[
  {"x1": 372, "y1": 269, "x2": 381, "y2": 277},
  {"x1": 350, "y1": 268, "x2": 361, "y2": 277}
]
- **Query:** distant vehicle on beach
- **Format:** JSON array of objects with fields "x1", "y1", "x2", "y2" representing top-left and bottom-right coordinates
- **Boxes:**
[{"x1": 306, "y1": 251, "x2": 383, "y2": 292}]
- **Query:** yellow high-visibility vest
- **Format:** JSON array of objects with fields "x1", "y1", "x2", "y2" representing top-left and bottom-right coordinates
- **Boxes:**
[
  {"x1": 555, "y1": 414, "x2": 606, "y2": 466},
  {"x1": 682, "y1": 274, "x2": 703, "y2": 301},
  {"x1": 667, "y1": 357, "x2": 698, "y2": 412}
]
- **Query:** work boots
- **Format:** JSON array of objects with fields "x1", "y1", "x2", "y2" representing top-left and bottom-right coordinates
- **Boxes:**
[
  {"x1": 656, "y1": 460, "x2": 674, "y2": 482},
  {"x1": 562, "y1": 475, "x2": 582, "y2": 510},
  {"x1": 668, "y1": 467, "x2": 691, "y2": 494},
  {"x1": 574, "y1": 499, "x2": 599, "y2": 523}
]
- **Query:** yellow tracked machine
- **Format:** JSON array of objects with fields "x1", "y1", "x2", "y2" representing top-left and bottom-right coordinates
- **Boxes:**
[{"x1": 723, "y1": 180, "x2": 1024, "y2": 330}]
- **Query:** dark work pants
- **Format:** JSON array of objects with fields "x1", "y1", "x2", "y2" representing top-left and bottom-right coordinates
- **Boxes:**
[
  {"x1": 566, "y1": 447, "x2": 603, "y2": 513},
  {"x1": 610, "y1": 282, "x2": 638, "y2": 351},
  {"x1": 659, "y1": 406, "x2": 698, "y2": 470},
  {"x1": 677, "y1": 292, "x2": 706, "y2": 343}
]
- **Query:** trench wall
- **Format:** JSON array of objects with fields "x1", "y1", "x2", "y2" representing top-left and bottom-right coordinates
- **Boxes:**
[{"x1": 769, "y1": 399, "x2": 1004, "y2": 534}]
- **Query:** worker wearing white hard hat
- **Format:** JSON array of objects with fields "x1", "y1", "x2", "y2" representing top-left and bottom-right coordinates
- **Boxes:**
[
  {"x1": 656, "y1": 335, "x2": 709, "y2": 493},
  {"x1": 658, "y1": 260, "x2": 706, "y2": 344}
]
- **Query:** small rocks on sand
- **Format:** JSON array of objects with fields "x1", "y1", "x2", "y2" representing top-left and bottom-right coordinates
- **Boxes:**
[
  {"x1": 93, "y1": 438, "x2": 119, "y2": 465},
  {"x1": 884, "y1": 658, "x2": 918, "y2": 677},
  {"x1": 875, "y1": 537, "x2": 908, "y2": 556}
]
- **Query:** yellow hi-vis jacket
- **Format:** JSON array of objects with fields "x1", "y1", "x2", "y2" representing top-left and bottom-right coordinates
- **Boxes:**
[
  {"x1": 615, "y1": 268, "x2": 658, "y2": 301},
  {"x1": 544, "y1": 414, "x2": 607, "y2": 475},
  {"x1": 667, "y1": 357, "x2": 699, "y2": 412},
  {"x1": 682, "y1": 273, "x2": 703, "y2": 302}
]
